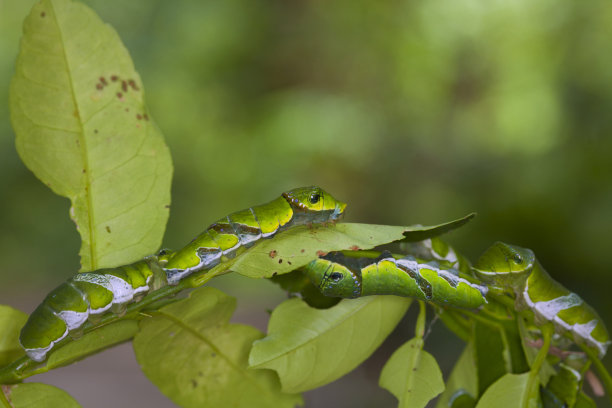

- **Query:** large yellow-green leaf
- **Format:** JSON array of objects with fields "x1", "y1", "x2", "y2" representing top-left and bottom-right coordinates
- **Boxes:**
[
  {"x1": 6, "y1": 383, "x2": 81, "y2": 408},
  {"x1": 248, "y1": 296, "x2": 412, "y2": 393},
  {"x1": 10, "y1": 0, "x2": 172, "y2": 271},
  {"x1": 475, "y1": 373, "x2": 539, "y2": 408},
  {"x1": 379, "y1": 337, "x2": 445, "y2": 408},
  {"x1": 133, "y1": 287, "x2": 301, "y2": 408},
  {"x1": 233, "y1": 213, "x2": 475, "y2": 278},
  {"x1": 0, "y1": 306, "x2": 28, "y2": 367}
]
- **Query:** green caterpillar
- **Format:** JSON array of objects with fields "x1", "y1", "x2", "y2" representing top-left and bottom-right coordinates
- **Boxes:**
[
  {"x1": 473, "y1": 242, "x2": 610, "y2": 357},
  {"x1": 305, "y1": 251, "x2": 488, "y2": 309},
  {"x1": 19, "y1": 186, "x2": 347, "y2": 362}
]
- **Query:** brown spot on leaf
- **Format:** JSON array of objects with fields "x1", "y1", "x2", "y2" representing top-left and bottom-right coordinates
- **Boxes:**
[
  {"x1": 125, "y1": 108, "x2": 129, "y2": 112},
  {"x1": 269, "y1": 250, "x2": 278, "y2": 258},
  {"x1": 128, "y1": 79, "x2": 139, "y2": 91},
  {"x1": 136, "y1": 114, "x2": 142, "y2": 120},
  {"x1": 94, "y1": 129, "x2": 98, "y2": 133},
  {"x1": 316, "y1": 250, "x2": 327, "y2": 256},
  {"x1": 287, "y1": 261, "x2": 292, "y2": 265},
  {"x1": 350, "y1": 245, "x2": 360, "y2": 251},
  {"x1": 278, "y1": 259, "x2": 283, "y2": 264},
  {"x1": 111, "y1": 75, "x2": 119, "y2": 82},
  {"x1": 41, "y1": 12, "x2": 46, "y2": 17},
  {"x1": 165, "y1": 205, "x2": 170, "y2": 209},
  {"x1": 300, "y1": 249, "x2": 305, "y2": 253},
  {"x1": 99, "y1": 77, "x2": 107, "y2": 85},
  {"x1": 122, "y1": 80, "x2": 128, "y2": 93},
  {"x1": 191, "y1": 379, "x2": 197, "y2": 388},
  {"x1": 116, "y1": 92, "x2": 123, "y2": 99},
  {"x1": 82, "y1": 169, "x2": 86, "y2": 173},
  {"x1": 272, "y1": 272, "x2": 278, "y2": 277},
  {"x1": 96, "y1": 83, "x2": 103, "y2": 90},
  {"x1": 143, "y1": 114, "x2": 149, "y2": 121},
  {"x1": 105, "y1": 226, "x2": 111, "y2": 233}
]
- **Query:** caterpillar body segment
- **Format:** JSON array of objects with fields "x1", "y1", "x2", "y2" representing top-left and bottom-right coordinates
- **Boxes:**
[
  {"x1": 19, "y1": 186, "x2": 346, "y2": 362},
  {"x1": 163, "y1": 187, "x2": 346, "y2": 284},
  {"x1": 305, "y1": 251, "x2": 488, "y2": 309},
  {"x1": 474, "y1": 242, "x2": 610, "y2": 357},
  {"x1": 19, "y1": 258, "x2": 165, "y2": 362}
]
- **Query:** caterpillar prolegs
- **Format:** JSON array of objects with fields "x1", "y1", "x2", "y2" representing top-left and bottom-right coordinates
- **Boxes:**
[
  {"x1": 305, "y1": 251, "x2": 488, "y2": 309},
  {"x1": 19, "y1": 186, "x2": 347, "y2": 362},
  {"x1": 473, "y1": 242, "x2": 611, "y2": 357}
]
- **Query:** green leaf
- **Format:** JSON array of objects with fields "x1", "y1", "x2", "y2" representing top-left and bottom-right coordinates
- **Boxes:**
[
  {"x1": 133, "y1": 287, "x2": 301, "y2": 408},
  {"x1": 473, "y1": 320, "x2": 512, "y2": 394},
  {"x1": 0, "y1": 305, "x2": 28, "y2": 367},
  {"x1": 233, "y1": 215, "x2": 474, "y2": 278},
  {"x1": 379, "y1": 337, "x2": 445, "y2": 408},
  {"x1": 400, "y1": 213, "x2": 476, "y2": 242},
  {"x1": 5, "y1": 383, "x2": 81, "y2": 408},
  {"x1": 475, "y1": 373, "x2": 538, "y2": 408},
  {"x1": 435, "y1": 344, "x2": 478, "y2": 408},
  {"x1": 10, "y1": 0, "x2": 172, "y2": 271},
  {"x1": 249, "y1": 295, "x2": 412, "y2": 393},
  {"x1": 573, "y1": 392, "x2": 596, "y2": 408},
  {"x1": 542, "y1": 364, "x2": 581, "y2": 408},
  {"x1": 45, "y1": 319, "x2": 139, "y2": 369}
]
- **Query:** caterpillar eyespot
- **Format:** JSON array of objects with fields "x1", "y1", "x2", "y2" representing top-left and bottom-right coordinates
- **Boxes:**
[
  {"x1": 19, "y1": 186, "x2": 347, "y2": 362},
  {"x1": 329, "y1": 272, "x2": 343, "y2": 282},
  {"x1": 473, "y1": 242, "x2": 610, "y2": 357},
  {"x1": 305, "y1": 251, "x2": 488, "y2": 309}
]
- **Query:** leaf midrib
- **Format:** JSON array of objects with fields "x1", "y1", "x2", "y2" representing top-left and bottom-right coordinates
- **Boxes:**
[{"x1": 49, "y1": 0, "x2": 96, "y2": 270}]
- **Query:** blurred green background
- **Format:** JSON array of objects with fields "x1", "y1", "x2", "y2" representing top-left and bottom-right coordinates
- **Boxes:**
[{"x1": 1, "y1": 0, "x2": 611, "y2": 407}]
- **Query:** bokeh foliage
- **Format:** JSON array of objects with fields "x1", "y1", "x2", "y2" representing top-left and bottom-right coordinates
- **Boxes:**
[{"x1": 1, "y1": 0, "x2": 611, "y2": 405}]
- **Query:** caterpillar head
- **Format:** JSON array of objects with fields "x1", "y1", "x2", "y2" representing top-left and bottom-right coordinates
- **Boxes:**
[
  {"x1": 472, "y1": 242, "x2": 535, "y2": 289},
  {"x1": 305, "y1": 255, "x2": 361, "y2": 298},
  {"x1": 282, "y1": 186, "x2": 347, "y2": 221}
]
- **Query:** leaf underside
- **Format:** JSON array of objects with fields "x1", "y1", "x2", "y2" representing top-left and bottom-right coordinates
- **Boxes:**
[
  {"x1": 133, "y1": 287, "x2": 301, "y2": 408},
  {"x1": 10, "y1": 0, "x2": 172, "y2": 271},
  {"x1": 233, "y1": 214, "x2": 474, "y2": 279},
  {"x1": 379, "y1": 337, "x2": 445, "y2": 408},
  {"x1": 249, "y1": 295, "x2": 412, "y2": 393}
]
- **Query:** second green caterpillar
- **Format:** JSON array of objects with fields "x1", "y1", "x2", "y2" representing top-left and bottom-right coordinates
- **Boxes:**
[{"x1": 305, "y1": 251, "x2": 488, "y2": 309}]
